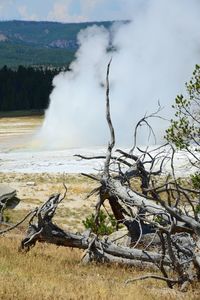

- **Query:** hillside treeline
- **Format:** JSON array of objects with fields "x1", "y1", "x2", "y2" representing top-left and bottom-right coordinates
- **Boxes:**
[{"x1": 0, "y1": 65, "x2": 61, "y2": 111}]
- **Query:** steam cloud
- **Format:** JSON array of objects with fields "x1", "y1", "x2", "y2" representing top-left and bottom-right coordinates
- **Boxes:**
[{"x1": 39, "y1": 0, "x2": 200, "y2": 149}]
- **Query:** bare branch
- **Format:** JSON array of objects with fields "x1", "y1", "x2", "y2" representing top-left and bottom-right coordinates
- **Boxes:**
[
  {"x1": 103, "y1": 59, "x2": 115, "y2": 179},
  {"x1": 0, "y1": 209, "x2": 37, "y2": 235},
  {"x1": 125, "y1": 274, "x2": 180, "y2": 285}
]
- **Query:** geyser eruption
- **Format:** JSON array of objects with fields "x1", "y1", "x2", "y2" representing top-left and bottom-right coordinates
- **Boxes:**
[{"x1": 39, "y1": 0, "x2": 200, "y2": 149}]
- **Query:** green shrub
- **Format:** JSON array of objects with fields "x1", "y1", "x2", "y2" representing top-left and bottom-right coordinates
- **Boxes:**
[
  {"x1": 82, "y1": 210, "x2": 117, "y2": 236},
  {"x1": 195, "y1": 204, "x2": 200, "y2": 214},
  {"x1": 165, "y1": 64, "x2": 200, "y2": 150},
  {"x1": 191, "y1": 172, "x2": 200, "y2": 189}
]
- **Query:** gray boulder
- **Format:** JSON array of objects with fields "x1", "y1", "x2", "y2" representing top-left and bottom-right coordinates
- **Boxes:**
[{"x1": 0, "y1": 184, "x2": 20, "y2": 222}]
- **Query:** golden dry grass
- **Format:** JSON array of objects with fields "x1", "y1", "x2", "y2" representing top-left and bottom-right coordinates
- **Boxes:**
[
  {"x1": 1, "y1": 172, "x2": 200, "y2": 299},
  {"x1": 0, "y1": 234, "x2": 200, "y2": 300}
]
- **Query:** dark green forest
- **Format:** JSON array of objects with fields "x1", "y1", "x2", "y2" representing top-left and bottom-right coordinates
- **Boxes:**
[
  {"x1": 0, "y1": 20, "x2": 113, "y2": 68},
  {"x1": 0, "y1": 65, "x2": 61, "y2": 111}
]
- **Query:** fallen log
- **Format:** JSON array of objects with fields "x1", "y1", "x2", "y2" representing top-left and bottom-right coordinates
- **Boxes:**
[{"x1": 20, "y1": 193, "x2": 171, "y2": 268}]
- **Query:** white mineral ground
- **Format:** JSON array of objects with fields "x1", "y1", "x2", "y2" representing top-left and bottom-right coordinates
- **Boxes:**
[
  {"x1": 0, "y1": 116, "x2": 199, "y2": 176},
  {"x1": 0, "y1": 116, "x2": 199, "y2": 231}
]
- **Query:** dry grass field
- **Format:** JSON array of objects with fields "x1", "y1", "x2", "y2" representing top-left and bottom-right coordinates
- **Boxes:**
[
  {"x1": 0, "y1": 172, "x2": 99, "y2": 232},
  {"x1": 1, "y1": 234, "x2": 200, "y2": 300},
  {"x1": 0, "y1": 172, "x2": 199, "y2": 300}
]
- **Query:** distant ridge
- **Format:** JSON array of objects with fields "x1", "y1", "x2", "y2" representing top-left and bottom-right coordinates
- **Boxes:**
[{"x1": 0, "y1": 20, "x2": 113, "y2": 68}]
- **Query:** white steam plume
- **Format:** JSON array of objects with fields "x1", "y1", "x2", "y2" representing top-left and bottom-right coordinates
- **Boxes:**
[{"x1": 39, "y1": 0, "x2": 200, "y2": 149}]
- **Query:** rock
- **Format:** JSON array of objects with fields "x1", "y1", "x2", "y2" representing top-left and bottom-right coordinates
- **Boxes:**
[
  {"x1": 108, "y1": 230, "x2": 160, "y2": 249},
  {"x1": 0, "y1": 184, "x2": 20, "y2": 208},
  {"x1": 0, "y1": 184, "x2": 20, "y2": 222},
  {"x1": 0, "y1": 33, "x2": 8, "y2": 42},
  {"x1": 139, "y1": 233, "x2": 160, "y2": 247},
  {"x1": 26, "y1": 181, "x2": 36, "y2": 186},
  {"x1": 0, "y1": 184, "x2": 17, "y2": 206},
  {"x1": 108, "y1": 229, "x2": 131, "y2": 247}
]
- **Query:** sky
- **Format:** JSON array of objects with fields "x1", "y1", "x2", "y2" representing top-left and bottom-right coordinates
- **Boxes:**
[{"x1": 0, "y1": 0, "x2": 139, "y2": 23}]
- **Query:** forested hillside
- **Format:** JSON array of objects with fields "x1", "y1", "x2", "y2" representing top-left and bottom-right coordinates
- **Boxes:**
[{"x1": 0, "y1": 20, "x2": 112, "y2": 68}]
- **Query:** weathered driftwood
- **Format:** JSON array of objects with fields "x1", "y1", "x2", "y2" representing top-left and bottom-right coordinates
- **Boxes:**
[
  {"x1": 18, "y1": 189, "x2": 200, "y2": 291},
  {"x1": 20, "y1": 193, "x2": 171, "y2": 269}
]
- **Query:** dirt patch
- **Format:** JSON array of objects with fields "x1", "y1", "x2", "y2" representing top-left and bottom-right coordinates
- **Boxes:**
[{"x1": 0, "y1": 172, "x2": 99, "y2": 231}]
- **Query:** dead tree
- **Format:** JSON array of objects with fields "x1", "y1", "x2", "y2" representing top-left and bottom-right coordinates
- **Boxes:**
[{"x1": 2, "y1": 61, "x2": 200, "y2": 291}]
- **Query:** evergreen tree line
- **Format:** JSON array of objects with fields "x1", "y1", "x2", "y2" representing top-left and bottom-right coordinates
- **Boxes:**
[{"x1": 0, "y1": 65, "x2": 62, "y2": 111}]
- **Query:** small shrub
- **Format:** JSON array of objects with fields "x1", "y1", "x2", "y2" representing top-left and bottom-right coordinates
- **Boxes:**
[
  {"x1": 191, "y1": 172, "x2": 200, "y2": 189},
  {"x1": 0, "y1": 210, "x2": 10, "y2": 223},
  {"x1": 195, "y1": 205, "x2": 200, "y2": 214},
  {"x1": 154, "y1": 215, "x2": 166, "y2": 225},
  {"x1": 82, "y1": 210, "x2": 117, "y2": 235}
]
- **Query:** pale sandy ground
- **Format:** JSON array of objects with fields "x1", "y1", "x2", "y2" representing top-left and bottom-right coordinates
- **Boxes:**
[
  {"x1": 0, "y1": 116, "x2": 199, "y2": 231},
  {"x1": 0, "y1": 171, "x2": 99, "y2": 231},
  {"x1": 0, "y1": 116, "x2": 42, "y2": 151}
]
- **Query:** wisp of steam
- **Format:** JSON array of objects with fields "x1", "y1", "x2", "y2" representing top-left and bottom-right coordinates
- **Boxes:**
[{"x1": 39, "y1": 0, "x2": 200, "y2": 149}]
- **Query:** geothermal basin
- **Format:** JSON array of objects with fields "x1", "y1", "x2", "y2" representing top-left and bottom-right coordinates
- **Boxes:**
[{"x1": 0, "y1": 115, "x2": 198, "y2": 176}]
